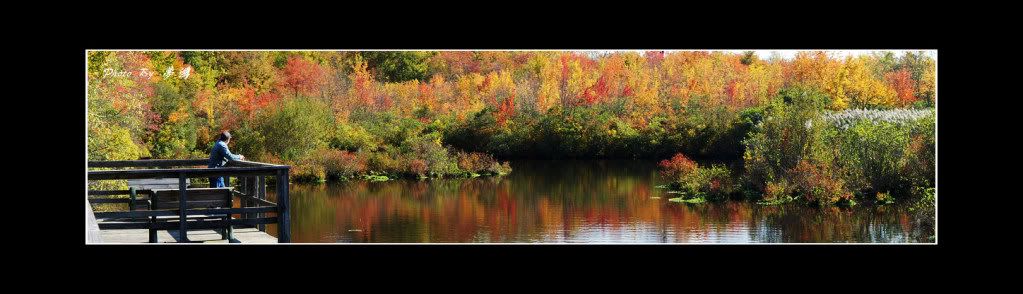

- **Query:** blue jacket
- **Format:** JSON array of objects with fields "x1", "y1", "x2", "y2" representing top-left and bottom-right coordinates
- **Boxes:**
[{"x1": 208, "y1": 140, "x2": 242, "y2": 168}]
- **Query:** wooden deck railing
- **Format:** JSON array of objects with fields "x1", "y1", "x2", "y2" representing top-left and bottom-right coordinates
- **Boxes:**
[{"x1": 87, "y1": 159, "x2": 291, "y2": 243}]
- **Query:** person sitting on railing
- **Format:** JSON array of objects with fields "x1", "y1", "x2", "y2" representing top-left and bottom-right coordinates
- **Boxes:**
[{"x1": 208, "y1": 131, "x2": 245, "y2": 188}]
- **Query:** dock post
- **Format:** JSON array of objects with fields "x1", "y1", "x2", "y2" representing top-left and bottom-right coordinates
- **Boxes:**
[
  {"x1": 257, "y1": 175, "x2": 266, "y2": 232},
  {"x1": 128, "y1": 187, "x2": 136, "y2": 212},
  {"x1": 243, "y1": 176, "x2": 255, "y2": 224},
  {"x1": 276, "y1": 169, "x2": 290, "y2": 243},
  {"x1": 179, "y1": 173, "x2": 189, "y2": 242},
  {"x1": 149, "y1": 190, "x2": 157, "y2": 243}
]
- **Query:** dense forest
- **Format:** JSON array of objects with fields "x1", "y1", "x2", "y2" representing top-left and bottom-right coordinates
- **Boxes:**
[{"x1": 87, "y1": 50, "x2": 935, "y2": 214}]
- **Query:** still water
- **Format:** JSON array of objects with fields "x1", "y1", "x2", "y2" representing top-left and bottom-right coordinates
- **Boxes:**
[{"x1": 274, "y1": 160, "x2": 925, "y2": 243}]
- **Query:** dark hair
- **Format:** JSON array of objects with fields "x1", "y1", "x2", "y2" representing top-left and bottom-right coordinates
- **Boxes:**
[{"x1": 217, "y1": 131, "x2": 232, "y2": 142}]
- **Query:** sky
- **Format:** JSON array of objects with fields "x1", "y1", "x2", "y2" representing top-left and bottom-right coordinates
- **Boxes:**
[
  {"x1": 585, "y1": 50, "x2": 937, "y2": 60},
  {"x1": 723, "y1": 50, "x2": 937, "y2": 60}
]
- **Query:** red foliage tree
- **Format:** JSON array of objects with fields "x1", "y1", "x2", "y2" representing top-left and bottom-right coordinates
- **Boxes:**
[
  {"x1": 418, "y1": 82, "x2": 435, "y2": 112},
  {"x1": 886, "y1": 69, "x2": 916, "y2": 106},
  {"x1": 580, "y1": 75, "x2": 610, "y2": 105},
  {"x1": 281, "y1": 57, "x2": 326, "y2": 97},
  {"x1": 238, "y1": 85, "x2": 282, "y2": 117},
  {"x1": 495, "y1": 92, "x2": 516, "y2": 127},
  {"x1": 622, "y1": 84, "x2": 634, "y2": 97}
]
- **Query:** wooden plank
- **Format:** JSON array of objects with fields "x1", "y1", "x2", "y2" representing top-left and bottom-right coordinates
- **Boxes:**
[
  {"x1": 88, "y1": 198, "x2": 151, "y2": 205},
  {"x1": 232, "y1": 228, "x2": 278, "y2": 243},
  {"x1": 89, "y1": 166, "x2": 287, "y2": 180},
  {"x1": 98, "y1": 227, "x2": 276, "y2": 243},
  {"x1": 128, "y1": 178, "x2": 190, "y2": 190},
  {"x1": 89, "y1": 159, "x2": 283, "y2": 169},
  {"x1": 154, "y1": 188, "x2": 231, "y2": 212},
  {"x1": 154, "y1": 189, "x2": 231, "y2": 202},
  {"x1": 95, "y1": 207, "x2": 276, "y2": 219},
  {"x1": 138, "y1": 185, "x2": 178, "y2": 190},
  {"x1": 97, "y1": 217, "x2": 278, "y2": 230},
  {"x1": 86, "y1": 200, "x2": 102, "y2": 244},
  {"x1": 89, "y1": 190, "x2": 132, "y2": 196},
  {"x1": 130, "y1": 178, "x2": 183, "y2": 185},
  {"x1": 225, "y1": 160, "x2": 283, "y2": 168},
  {"x1": 154, "y1": 201, "x2": 231, "y2": 209},
  {"x1": 95, "y1": 210, "x2": 179, "y2": 218},
  {"x1": 89, "y1": 190, "x2": 154, "y2": 197},
  {"x1": 88, "y1": 159, "x2": 208, "y2": 168}
]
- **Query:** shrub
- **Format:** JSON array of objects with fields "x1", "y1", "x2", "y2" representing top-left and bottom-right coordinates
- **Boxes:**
[
  {"x1": 901, "y1": 134, "x2": 935, "y2": 188},
  {"x1": 456, "y1": 151, "x2": 510, "y2": 175},
  {"x1": 658, "y1": 153, "x2": 698, "y2": 180},
  {"x1": 909, "y1": 187, "x2": 936, "y2": 242},
  {"x1": 88, "y1": 124, "x2": 149, "y2": 161},
  {"x1": 789, "y1": 160, "x2": 853, "y2": 206},
  {"x1": 695, "y1": 165, "x2": 735, "y2": 199},
  {"x1": 763, "y1": 180, "x2": 791, "y2": 202},
  {"x1": 395, "y1": 131, "x2": 459, "y2": 176},
  {"x1": 835, "y1": 120, "x2": 909, "y2": 193},
  {"x1": 740, "y1": 89, "x2": 936, "y2": 205},
  {"x1": 363, "y1": 148, "x2": 403, "y2": 174},
  {"x1": 488, "y1": 161, "x2": 513, "y2": 175},
  {"x1": 742, "y1": 93, "x2": 826, "y2": 193},
  {"x1": 289, "y1": 148, "x2": 367, "y2": 183},
  {"x1": 409, "y1": 159, "x2": 428, "y2": 177},
  {"x1": 876, "y1": 191, "x2": 894, "y2": 205},
  {"x1": 291, "y1": 161, "x2": 326, "y2": 183},
  {"x1": 246, "y1": 96, "x2": 333, "y2": 161},
  {"x1": 659, "y1": 153, "x2": 734, "y2": 200},
  {"x1": 318, "y1": 148, "x2": 366, "y2": 179},
  {"x1": 824, "y1": 108, "x2": 934, "y2": 197},
  {"x1": 901, "y1": 114, "x2": 936, "y2": 189},
  {"x1": 331, "y1": 122, "x2": 379, "y2": 152}
]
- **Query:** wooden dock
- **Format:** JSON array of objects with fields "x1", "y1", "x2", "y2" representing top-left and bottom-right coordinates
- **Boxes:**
[
  {"x1": 98, "y1": 227, "x2": 277, "y2": 243},
  {"x1": 87, "y1": 159, "x2": 291, "y2": 243}
]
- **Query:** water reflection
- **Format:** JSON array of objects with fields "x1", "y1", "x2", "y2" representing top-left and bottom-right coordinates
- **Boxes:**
[{"x1": 277, "y1": 160, "x2": 923, "y2": 243}]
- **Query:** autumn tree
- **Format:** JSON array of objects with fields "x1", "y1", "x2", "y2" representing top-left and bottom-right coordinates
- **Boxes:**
[
  {"x1": 843, "y1": 56, "x2": 896, "y2": 108},
  {"x1": 359, "y1": 51, "x2": 434, "y2": 82},
  {"x1": 886, "y1": 69, "x2": 917, "y2": 106},
  {"x1": 530, "y1": 52, "x2": 562, "y2": 114},
  {"x1": 281, "y1": 56, "x2": 327, "y2": 97}
]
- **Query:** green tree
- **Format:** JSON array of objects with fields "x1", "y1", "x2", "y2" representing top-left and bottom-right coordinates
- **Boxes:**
[
  {"x1": 359, "y1": 51, "x2": 434, "y2": 82},
  {"x1": 181, "y1": 51, "x2": 230, "y2": 89},
  {"x1": 740, "y1": 51, "x2": 757, "y2": 65},
  {"x1": 243, "y1": 97, "x2": 333, "y2": 161}
]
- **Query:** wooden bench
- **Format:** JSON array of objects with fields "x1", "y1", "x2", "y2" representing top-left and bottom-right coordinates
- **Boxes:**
[{"x1": 144, "y1": 188, "x2": 234, "y2": 243}]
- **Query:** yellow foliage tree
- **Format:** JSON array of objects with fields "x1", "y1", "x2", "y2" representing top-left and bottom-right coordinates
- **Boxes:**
[
  {"x1": 918, "y1": 59, "x2": 937, "y2": 104},
  {"x1": 535, "y1": 54, "x2": 561, "y2": 114},
  {"x1": 844, "y1": 56, "x2": 897, "y2": 108}
]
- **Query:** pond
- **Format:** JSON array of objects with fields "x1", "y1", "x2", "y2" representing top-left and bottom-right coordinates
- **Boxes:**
[{"x1": 270, "y1": 160, "x2": 927, "y2": 243}]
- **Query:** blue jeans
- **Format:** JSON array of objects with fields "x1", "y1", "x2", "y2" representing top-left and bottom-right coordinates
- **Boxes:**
[{"x1": 209, "y1": 177, "x2": 227, "y2": 188}]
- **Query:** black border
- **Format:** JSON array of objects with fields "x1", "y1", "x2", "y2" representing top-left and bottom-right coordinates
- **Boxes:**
[{"x1": 38, "y1": 19, "x2": 972, "y2": 279}]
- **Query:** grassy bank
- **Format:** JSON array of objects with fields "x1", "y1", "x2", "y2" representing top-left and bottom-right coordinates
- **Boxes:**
[{"x1": 657, "y1": 89, "x2": 934, "y2": 209}]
